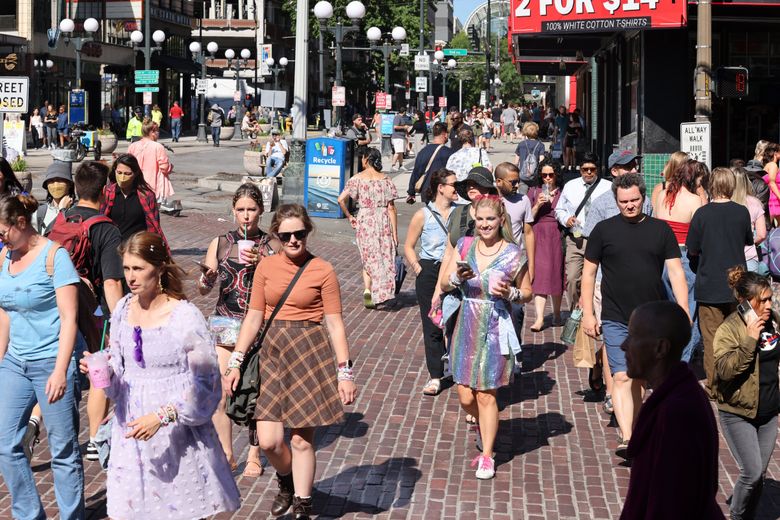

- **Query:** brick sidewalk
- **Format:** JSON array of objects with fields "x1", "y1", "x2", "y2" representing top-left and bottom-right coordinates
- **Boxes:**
[{"x1": 1, "y1": 212, "x2": 779, "y2": 519}]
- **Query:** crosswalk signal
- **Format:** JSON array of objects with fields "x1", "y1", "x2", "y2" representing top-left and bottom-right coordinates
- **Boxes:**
[
  {"x1": 715, "y1": 66, "x2": 749, "y2": 98},
  {"x1": 468, "y1": 26, "x2": 480, "y2": 51}
]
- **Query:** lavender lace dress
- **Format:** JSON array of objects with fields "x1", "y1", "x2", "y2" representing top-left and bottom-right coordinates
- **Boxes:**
[{"x1": 104, "y1": 295, "x2": 241, "y2": 519}]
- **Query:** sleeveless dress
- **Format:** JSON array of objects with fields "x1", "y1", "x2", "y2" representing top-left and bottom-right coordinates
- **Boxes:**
[
  {"x1": 214, "y1": 230, "x2": 274, "y2": 321},
  {"x1": 764, "y1": 168, "x2": 780, "y2": 216},
  {"x1": 528, "y1": 187, "x2": 563, "y2": 296},
  {"x1": 346, "y1": 176, "x2": 398, "y2": 305},
  {"x1": 450, "y1": 238, "x2": 525, "y2": 391},
  {"x1": 104, "y1": 296, "x2": 240, "y2": 519}
]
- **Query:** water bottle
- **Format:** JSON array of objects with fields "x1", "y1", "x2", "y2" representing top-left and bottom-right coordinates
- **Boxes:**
[{"x1": 560, "y1": 308, "x2": 583, "y2": 345}]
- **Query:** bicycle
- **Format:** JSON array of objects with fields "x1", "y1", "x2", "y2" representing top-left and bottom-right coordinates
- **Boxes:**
[{"x1": 67, "y1": 123, "x2": 101, "y2": 162}]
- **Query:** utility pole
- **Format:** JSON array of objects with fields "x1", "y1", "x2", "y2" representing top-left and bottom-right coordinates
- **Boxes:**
[
  {"x1": 694, "y1": 0, "x2": 711, "y2": 122},
  {"x1": 418, "y1": 0, "x2": 425, "y2": 112},
  {"x1": 485, "y1": 0, "x2": 491, "y2": 100}
]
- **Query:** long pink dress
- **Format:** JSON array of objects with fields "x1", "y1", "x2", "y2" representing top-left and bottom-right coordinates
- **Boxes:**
[
  {"x1": 128, "y1": 138, "x2": 174, "y2": 200},
  {"x1": 764, "y1": 171, "x2": 780, "y2": 217},
  {"x1": 346, "y1": 176, "x2": 397, "y2": 305}
]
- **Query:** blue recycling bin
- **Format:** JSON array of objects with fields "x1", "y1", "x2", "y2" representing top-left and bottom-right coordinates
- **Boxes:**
[{"x1": 304, "y1": 137, "x2": 353, "y2": 218}]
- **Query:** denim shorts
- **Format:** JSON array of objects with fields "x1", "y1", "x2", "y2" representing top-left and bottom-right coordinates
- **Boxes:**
[{"x1": 601, "y1": 320, "x2": 628, "y2": 374}]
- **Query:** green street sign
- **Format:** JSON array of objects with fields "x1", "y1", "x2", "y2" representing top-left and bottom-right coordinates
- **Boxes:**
[
  {"x1": 134, "y1": 86, "x2": 160, "y2": 93},
  {"x1": 443, "y1": 49, "x2": 467, "y2": 57},
  {"x1": 134, "y1": 69, "x2": 159, "y2": 85}
]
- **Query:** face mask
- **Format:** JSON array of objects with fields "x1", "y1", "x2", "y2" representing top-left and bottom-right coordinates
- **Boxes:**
[
  {"x1": 47, "y1": 181, "x2": 69, "y2": 200},
  {"x1": 116, "y1": 173, "x2": 134, "y2": 189}
]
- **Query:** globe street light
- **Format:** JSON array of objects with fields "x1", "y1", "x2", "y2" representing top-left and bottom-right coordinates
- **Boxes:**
[
  {"x1": 130, "y1": 28, "x2": 166, "y2": 114},
  {"x1": 366, "y1": 25, "x2": 406, "y2": 155},
  {"x1": 58, "y1": 17, "x2": 99, "y2": 88},
  {"x1": 191, "y1": 40, "x2": 218, "y2": 142},
  {"x1": 225, "y1": 48, "x2": 252, "y2": 139}
]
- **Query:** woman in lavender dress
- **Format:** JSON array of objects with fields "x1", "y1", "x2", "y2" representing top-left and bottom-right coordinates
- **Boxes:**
[{"x1": 81, "y1": 232, "x2": 240, "y2": 519}]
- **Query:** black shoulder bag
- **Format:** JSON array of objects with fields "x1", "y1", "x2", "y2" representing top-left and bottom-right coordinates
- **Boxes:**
[{"x1": 226, "y1": 255, "x2": 313, "y2": 425}]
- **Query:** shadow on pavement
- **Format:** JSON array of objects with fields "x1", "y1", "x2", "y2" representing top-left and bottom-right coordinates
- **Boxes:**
[
  {"x1": 498, "y1": 370, "x2": 557, "y2": 410},
  {"x1": 494, "y1": 412, "x2": 573, "y2": 468},
  {"x1": 754, "y1": 478, "x2": 780, "y2": 520},
  {"x1": 315, "y1": 412, "x2": 370, "y2": 451},
  {"x1": 376, "y1": 291, "x2": 419, "y2": 312},
  {"x1": 311, "y1": 457, "x2": 422, "y2": 519},
  {"x1": 519, "y1": 341, "x2": 568, "y2": 373}
]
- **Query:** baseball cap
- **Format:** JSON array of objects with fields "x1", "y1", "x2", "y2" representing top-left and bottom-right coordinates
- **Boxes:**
[
  {"x1": 608, "y1": 150, "x2": 641, "y2": 169},
  {"x1": 744, "y1": 159, "x2": 764, "y2": 173}
]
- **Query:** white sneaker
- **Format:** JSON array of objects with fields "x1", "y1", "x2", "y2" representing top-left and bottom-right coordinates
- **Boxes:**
[{"x1": 472, "y1": 454, "x2": 495, "y2": 480}]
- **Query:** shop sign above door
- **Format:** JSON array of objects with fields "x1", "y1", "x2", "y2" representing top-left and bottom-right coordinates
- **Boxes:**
[{"x1": 509, "y1": 0, "x2": 687, "y2": 34}]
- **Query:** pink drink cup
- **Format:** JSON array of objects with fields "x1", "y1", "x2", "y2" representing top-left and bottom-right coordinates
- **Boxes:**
[
  {"x1": 237, "y1": 239, "x2": 254, "y2": 265},
  {"x1": 87, "y1": 352, "x2": 111, "y2": 389},
  {"x1": 489, "y1": 272, "x2": 506, "y2": 294}
]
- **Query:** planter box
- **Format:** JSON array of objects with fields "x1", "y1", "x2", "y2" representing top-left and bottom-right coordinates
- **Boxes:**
[
  {"x1": 220, "y1": 126, "x2": 235, "y2": 141},
  {"x1": 243, "y1": 150, "x2": 263, "y2": 176},
  {"x1": 98, "y1": 134, "x2": 118, "y2": 154},
  {"x1": 258, "y1": 123, "x2": 272, "y2": 133}
]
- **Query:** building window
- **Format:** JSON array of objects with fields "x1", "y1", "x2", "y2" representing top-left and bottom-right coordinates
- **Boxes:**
[{"x1": 0, "y1": 0, "x2": 17, "y2": 31}]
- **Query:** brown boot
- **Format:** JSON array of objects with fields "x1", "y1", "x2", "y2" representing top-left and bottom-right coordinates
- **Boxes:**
[
  {"x1": 270, "y1": 472, "x2": 294, "y2": 516},
  {"x1": 292, "y1": 495, "x2": 313, "y2": 519}
]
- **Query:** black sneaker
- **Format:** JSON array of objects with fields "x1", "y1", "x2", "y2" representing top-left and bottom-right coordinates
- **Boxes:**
[
  {"x1": 85, "y1": 441, "x2": 99, "y2": 461},
  {"x1": 22, "y1": 419, "x2": 40, "y2": 462}
]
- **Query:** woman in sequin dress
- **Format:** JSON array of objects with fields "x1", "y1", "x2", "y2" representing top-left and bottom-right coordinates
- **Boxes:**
[
  {"x1": 199, "y1": 183, "x2": 279, "y2": 477},
  {"x1": 81, "y1": 232, "x2": 240, "y2": 519},
  {"x1": 338, "y1": 148, "x2": 398, "y2": 308},
  {"x1": 440, "y1": 195, "x2": 532, "y2": 480}
]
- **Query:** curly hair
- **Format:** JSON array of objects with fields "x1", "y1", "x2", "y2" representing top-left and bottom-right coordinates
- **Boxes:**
[
  {"x1": 727, "y1": 264, "x2": 770, "y2": 303},
  {"x1": 533, "y1": 155, "x2": 563, "y2": 188}
]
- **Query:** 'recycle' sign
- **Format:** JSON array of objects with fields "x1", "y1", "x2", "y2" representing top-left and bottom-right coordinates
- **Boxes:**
[{"x1": 509, "y1": 0, "x2": 687, "y2": 34}]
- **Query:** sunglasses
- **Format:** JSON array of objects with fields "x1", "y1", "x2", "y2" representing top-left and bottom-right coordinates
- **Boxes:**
[
  {"x1": 277, "y1": 229, "x2": 308, "y2": 242},
  {"x1": 540, "y1": 173, "x2": 555, "y2": 178},
  {"x1": 581, "y1": 167, "x2": 597, "y2": 172}
]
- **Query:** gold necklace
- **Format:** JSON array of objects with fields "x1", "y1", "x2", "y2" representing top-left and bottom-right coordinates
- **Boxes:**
[{"x1": 477, "y1": 239, "x2": 503, "y2": 257}]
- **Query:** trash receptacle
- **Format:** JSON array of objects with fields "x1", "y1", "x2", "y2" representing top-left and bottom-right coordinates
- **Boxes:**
[{"x1": 304, "y1": 137, "x2": 353, "y2": 218}]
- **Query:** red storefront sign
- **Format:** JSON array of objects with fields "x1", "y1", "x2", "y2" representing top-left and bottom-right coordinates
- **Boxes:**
[{"x1": 509, "y1": 0, "x2": 687, "y2": 35}]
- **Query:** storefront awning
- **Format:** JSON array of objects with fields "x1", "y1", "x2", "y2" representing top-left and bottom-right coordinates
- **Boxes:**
[
  {"x1": 510, "y1": 33, "x2": 604, "y2": 76},
  {"x1": 151, "y1": 54, "x2": 200, "y2": 74}
]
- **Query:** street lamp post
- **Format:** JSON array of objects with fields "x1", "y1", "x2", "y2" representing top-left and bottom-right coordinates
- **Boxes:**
[
  {"x1": 33, "y1": 58, "x2": 54, "y2": 105},
  {"x1": 314, "y1": 0, "x2": 366, "y2": 130},
  {"x1": 189, "y1": 40, "x2": 218, "y2": 143},
  {"x1": 366, "y1": 26, "x2": 406, "y2": 156},
  {"x1": 265, "y1": 57, "x2": 288, "y2": 128},
  {"x1": 58, "y1": 17, "x2": 99, "y2": 89},
  {"x1": 130, "y1": 29, "x2": 166, "y2": 114},
  {"x1": 225, "y1": 48, "x2": 251, "y2": 140},
  {"x1": 433, "y1": 50, "x2": 456, "y2": 113}
]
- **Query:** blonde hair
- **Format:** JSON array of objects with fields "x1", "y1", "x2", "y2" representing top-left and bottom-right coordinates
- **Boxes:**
[
  {"x1": 472, "y1": 195, "x2": 515, "y2": 244},
  {"x1": 662, "y1": 151, "x2": 689, "y2": 181},
  {"x1": 141, "y1": 120, "x2": 159, "y2": 137},
  {"x1": 522, "y1": 122, "x2": 539, "y2": 139},
  {"x1": 730, "y1": 167, "x2": 753, "y2": 206},
  {"x1": 755, "y1": 140, "x2": 770, "y2": 162},
  {"x1": 709, "y1": 167, "x2": 737, "y2": 199}
]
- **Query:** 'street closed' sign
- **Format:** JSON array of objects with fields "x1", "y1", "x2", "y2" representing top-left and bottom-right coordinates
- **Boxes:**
[{"x1": 0, "y1": 77, "x2": 28, "y2": 113}]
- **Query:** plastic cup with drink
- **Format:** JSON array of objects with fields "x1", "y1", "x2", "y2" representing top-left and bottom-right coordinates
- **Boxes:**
[
  {"x1": 571, "y1": 221, "x2": 583, "y2": 239},
  {"x1": 237, "y1": 240, "x2": 255, "y2": 265},
  {"x1": 86, "y1": 351, "x2": 112, "y2": 389},
  {"x1": 488, "y1": 271, "x2": 507, "y2": 295}
]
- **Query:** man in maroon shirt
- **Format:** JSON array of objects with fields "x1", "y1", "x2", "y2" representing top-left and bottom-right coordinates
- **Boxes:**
[
  {"x1": 620, "y1": 300, "x2": 724, "y2": 519},
  {"x1": 169, "y1": 101, "x2": 185, "y2": 142}
]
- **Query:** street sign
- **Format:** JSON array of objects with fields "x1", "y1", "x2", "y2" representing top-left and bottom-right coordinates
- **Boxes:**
[
  {"x1": 134, "y1": 69, "x2": 159, "y2": 85},
  {"x1": 414, "y1": 54, "x2": 430, "y2": 71},
  {"x1": 399, "y1": 44, "x2": 409, "y2": 57},
  {"x1": 233, "y1": 90, "x2": 241, "y2": 102},
  {"x1": 531, "y1": 88, "x2": 541, "y2": 97},
  {"x1": 415, "y1": 77, "x2": 427, "y2": 92},
  {"x1": 143, "y1": 91, "x2": 152, "y2": 105},
  {"x1": 405, "y1": 91, "x2": 411, "y2": 100},
  {"x1": 438, "y1": 96, "x2": 447, "y2": 108},
  {"x1": 443, "y1": 48, "x2": 468, "y2": 57},
  {"x1": 196, "y1": 79, "x2": 208, "y2": 95},
  {"x1": 426, "y1": 95, "x2": 434, "y2": 107},
  {"x1": 376, "y1": 92, "x2": 390, "y2": 110},
  {"x1": 134, "y1": 86, "x2": 160, "y2": 93},
  {"x1": 680, "y1": 122, "x2": 711, "y2": 170},
  {"x1": 479, "y1": 90, "x2": 487, "y2": 106},
  {"x1": 332, "y1": 86, "x2": 346, "y2": 107},
  {"x1": 0, "y1": 76, "x2": 29, "y2": 113}
]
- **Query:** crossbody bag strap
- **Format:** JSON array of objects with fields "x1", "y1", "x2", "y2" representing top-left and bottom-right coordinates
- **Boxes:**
[
  {"x1": 573, "y1": 179, "x2": 600, "y2": 219},
  {"x1": 425, "y1": 145, "x2": 444, "y2": 173},
  {"x1": 425, "y1": 206, "x2": 448, "y2": 234},
  {"x1": 242, "y1": 255, "x2": 314, "y2": 365}
]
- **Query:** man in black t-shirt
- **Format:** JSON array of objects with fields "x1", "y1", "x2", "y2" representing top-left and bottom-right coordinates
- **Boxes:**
[{"x1": 581, "y1": 173, "x2": 690, "y2": 458}]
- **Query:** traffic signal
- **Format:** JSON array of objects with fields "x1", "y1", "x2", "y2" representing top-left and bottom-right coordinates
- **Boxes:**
[
  {"x1": 468, "y1": 26, "x2": 480, "y2": 51},
  {"x1": 715, "y1": 66, "x2": 749, "y2": 98}
]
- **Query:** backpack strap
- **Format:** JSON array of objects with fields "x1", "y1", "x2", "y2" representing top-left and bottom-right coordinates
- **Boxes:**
[
  {"x1": 0, "y1": 246, "x2": 7, "y2": 273},
  {"x1": 45, "y1": 241, "x2": 62, "y2": 277}
]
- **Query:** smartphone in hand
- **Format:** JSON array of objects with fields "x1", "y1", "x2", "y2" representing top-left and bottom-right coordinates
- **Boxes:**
[{"x1": 738, "y1": 300, "x2": 759, "y2": 324}]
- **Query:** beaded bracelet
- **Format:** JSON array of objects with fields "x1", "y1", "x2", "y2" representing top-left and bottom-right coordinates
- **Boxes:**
[
  {"x1": 337, "y1": 366, "x2": 355, "y2": 382},
  {"x1": 227, "y1": 351, "x2": 245, "y2": 370},
  {"x1": 156, "y1": 404, "x2": 178, "y2": 426},
  {"x1": 449, "y1": 272, "x2": 463, "y2": 288}
]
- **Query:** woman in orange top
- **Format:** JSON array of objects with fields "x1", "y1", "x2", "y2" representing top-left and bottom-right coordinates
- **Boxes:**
[
  {"x1": 127, "y1": 119, "x2": 174, "y2": 209},
  {"x1": 224, "y1": 204, "x2": 357, "y2": 519}
]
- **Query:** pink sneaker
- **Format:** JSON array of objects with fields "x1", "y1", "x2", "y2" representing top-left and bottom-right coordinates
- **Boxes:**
[{"x1": 471, "y1": 454, "x2": 495, "y2": 480}]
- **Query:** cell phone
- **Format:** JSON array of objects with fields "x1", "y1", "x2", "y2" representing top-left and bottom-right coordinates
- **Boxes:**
[
  {"x1": 456, "y1": 260, "x2": 471, "y2": 270},
  {"x1": 193, "y1": 260, "x2": 211, "y2": 273},
  {"x1": 737, "y1": 300, "x2": 759, "y2": 324}
]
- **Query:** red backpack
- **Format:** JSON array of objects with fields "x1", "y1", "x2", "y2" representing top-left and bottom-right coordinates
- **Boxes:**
[{"x1": 46, "y1": 211, "x2": 116, "y2": 352}]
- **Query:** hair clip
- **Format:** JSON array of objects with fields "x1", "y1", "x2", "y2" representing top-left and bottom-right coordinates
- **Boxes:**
[
  {"x1": 149, "y1": 245, "x2": 155, "y2": 252},
  {"x1": 20, "y1": 191, "x2": 29, "y2": 196}
]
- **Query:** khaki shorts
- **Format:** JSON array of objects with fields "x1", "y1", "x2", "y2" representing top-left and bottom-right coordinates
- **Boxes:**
[{"x1": 392, "y1": 138, "x2": 406, "y2": 154}]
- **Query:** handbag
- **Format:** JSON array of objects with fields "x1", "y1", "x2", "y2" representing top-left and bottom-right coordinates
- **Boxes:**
[
  {"x1": 414, "y1": 144, "x2": 445, "y2": 193},
  {"x1": 394, "y1": 253, "x2": 407, "y2": 295},
  {"x1": 208, "y1": 315, "x2": 242, "y2": 346},
  {"x1": 225, "y1": 256, "x2": 313, "y2": 425}
]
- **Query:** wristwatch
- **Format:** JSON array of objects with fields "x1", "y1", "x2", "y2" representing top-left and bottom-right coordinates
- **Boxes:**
[{"x1": 338, "y1": 360, "x2": 354, "y2": 369}]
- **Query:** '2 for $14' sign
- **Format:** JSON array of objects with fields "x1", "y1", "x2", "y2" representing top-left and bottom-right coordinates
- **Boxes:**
[{"x1": 510, "y1": 0, "x2": 687, "y2": 34}]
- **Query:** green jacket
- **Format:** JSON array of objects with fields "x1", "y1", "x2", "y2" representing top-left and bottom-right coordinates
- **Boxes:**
[
  {"x1": 713, "y1": 310, "x2": 779, "y2": 418},
  {"x1": 126, "y1": 117, "x2": 142, "y2": 140}
]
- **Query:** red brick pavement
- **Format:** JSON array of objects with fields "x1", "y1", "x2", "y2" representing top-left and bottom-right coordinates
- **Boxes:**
[{"x1": 1, "y1": 212, "x2": 779, "y2": 519}]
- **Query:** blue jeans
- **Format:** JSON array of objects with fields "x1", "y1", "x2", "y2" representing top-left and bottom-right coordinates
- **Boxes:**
[
  {"x1": 171, "y1": 118, "x2": 181, "y2": 141},
  {"x1": 211, "y1": 126, "x2": 220, "y2": 145},
  {"x1": 663, "y1": 248, "x2": 701, "y2": 363},
  {"x1": 267, "y1": 156, "x2": 284, "y2": 177},
  {"x1": 0, "y1": 355, "x2": 84, "y2": 520}
]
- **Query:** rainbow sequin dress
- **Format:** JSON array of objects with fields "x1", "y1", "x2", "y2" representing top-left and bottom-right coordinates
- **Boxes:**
[{"x1": 450, "y1": 237, "x2": 525, "y2": 391}]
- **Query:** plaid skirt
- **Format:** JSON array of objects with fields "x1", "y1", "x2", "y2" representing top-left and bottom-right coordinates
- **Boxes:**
[{"x1": 254, "y1": 320, "x2": 344, "y2": 428}]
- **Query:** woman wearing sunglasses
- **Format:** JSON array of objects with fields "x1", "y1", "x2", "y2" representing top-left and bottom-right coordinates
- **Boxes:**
[
  {"x1": 527, "y1": 157, "x2": 564, "y2": 331},
  {"x1": 79, "y1": 231, "x2": 241, "y2": 519},
  {"x1": 225, "y1": 204, "x2": 357, "y2": 519}
]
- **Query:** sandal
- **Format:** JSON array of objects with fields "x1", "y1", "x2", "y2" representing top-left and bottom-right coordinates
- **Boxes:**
[
  {"x1": 242, "y1": 458, "x2": 264, "y2": 478},
  {"x1": 363, "y1": 290, "x2": 375, "y2": 309},
  {"x1": 465, "y1": 414, "x2": 477, "y2": 425},
  {"x1": 529, "y1": 322, "x2": 544, "y2": 333},
  {"x1": 422, "y1": 378, "x2": 441, "y2": 396},
  {"x1": 228, "y1": 457, "x2": 238, "y2": 472}
]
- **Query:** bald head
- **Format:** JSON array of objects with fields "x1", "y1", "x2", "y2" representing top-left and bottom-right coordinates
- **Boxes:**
[{"x1": 631, "y1": 301, "x2": 691, "y2": 358}]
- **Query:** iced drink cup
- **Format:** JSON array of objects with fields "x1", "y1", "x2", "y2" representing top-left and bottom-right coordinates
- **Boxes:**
[
  {"x1": 488, "y1": 272, "x2": 506, "y2": 294},
  {"x1": 237, "y1": 239, "x2": 254, "y2": 265},
  {"x1": 87, "y1": 352, "x2": 112, "y2": 389}
]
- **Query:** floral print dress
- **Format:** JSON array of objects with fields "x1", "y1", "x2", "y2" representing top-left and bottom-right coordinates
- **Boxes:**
[{"x1": 346, "y1": 176, "x2": 398, "y2": 305}]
